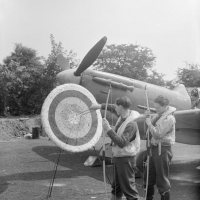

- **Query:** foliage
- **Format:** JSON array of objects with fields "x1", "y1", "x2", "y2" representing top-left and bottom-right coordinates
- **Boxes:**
[
  {"x1": 42, "y1": 34, "x2": 80, "y2": 96},
  {"x1": 165, "y1": 79, "x2": 178, "y2": 89},
  {"x1": 93, "y1": 43, "x2": 165, "y2": 85},
  {"x1": 0, "y1": 64, "x2": 6, "y2": 115},
  {"x1": 176, "y1": 62, "x2": 200, "y2": 87},
  {"x1": 2, "y1": 36, "x2": 199, "y2": 117},
  {"x1": 0, "y1": 35, "x2": 79, "y2": 116},
  {"x1": 1, "y1": 44, "x2": 44, "y2": 116},
  {"x1": 146, "y1": 69, "x2": 166, "y2": 86}
]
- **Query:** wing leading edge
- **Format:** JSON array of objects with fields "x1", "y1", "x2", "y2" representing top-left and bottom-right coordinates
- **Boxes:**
[{"x1": 174, "y1": 109, "x2": 200, "y2": 145}]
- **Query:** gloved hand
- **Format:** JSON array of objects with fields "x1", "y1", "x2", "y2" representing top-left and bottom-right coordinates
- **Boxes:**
[
  {"x1": 102, "y1": 118, "x2": 112, "y2": 132},
  {"x1": 145, "y1": 118, "x2": 152, "y2": 126},
  {"x1": 145, "y1": 110, "x2": 151, "y2": 118}
]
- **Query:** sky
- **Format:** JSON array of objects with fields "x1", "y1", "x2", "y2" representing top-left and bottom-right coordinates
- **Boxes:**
[{"x1": 0, "y1": 0, "x2": 200, "y2": 80}]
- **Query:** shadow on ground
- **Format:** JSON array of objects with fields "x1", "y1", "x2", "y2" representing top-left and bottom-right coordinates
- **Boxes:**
[
  {"x1": 0, "y1": 140, "x2": 199, "y2": 199},
  {"x1": 32, "y1": 145, "x2": 113, "y2": 182},
  {"x1": 0, "y1": 145, "x2": 113, "y2": 184},
  {"x1": 0, "y1": 180, "x2": 9, "y2": 194}
]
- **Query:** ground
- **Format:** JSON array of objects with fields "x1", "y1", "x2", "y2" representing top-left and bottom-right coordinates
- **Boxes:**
[
  {"x1": 0, "y1": 117, "x2": 200, "y2": 200},
  {"x1": 0, "y1": 116, "x2": 42, "y2": 141}
]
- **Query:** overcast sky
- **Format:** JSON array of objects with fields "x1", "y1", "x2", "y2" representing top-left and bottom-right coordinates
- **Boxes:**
[{"x1": 1, "y1": 0, "x2": 199, "y2": 80}]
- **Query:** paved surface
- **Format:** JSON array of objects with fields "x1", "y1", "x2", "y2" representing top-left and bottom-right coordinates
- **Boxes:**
[{"x1": 0, "y1": 137, "x2": 199, "y2": 200}]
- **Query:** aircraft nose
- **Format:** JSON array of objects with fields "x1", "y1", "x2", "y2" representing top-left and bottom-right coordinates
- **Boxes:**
[{"x1": 56, "y1": 69, "x2": 81, "y2": 85}]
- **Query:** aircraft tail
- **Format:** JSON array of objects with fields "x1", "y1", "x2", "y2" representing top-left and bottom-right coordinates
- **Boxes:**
[{"x1": 172, "y1": 84, "x2": 189, "y2": 96}]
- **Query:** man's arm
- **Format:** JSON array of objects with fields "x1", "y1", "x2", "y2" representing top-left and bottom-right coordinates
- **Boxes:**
[
  {"x1": 134, "y1": 110, "x2": 155, "y2": 122},
  {"x1": 106, "y1": 122, "x2": 137, "y2": 148},
  {"x1": 90, "y1": 103, "x2": 117, "y2": 115},
  {"x1": 134, "y1": 114, "x2": 146, "y2": 122},
  {"x1": 101, "y1": 104, "x2": 117, "y2": 115},
  {"x1": 148, "y1": 117, "x2": 174, "y2": 139}
]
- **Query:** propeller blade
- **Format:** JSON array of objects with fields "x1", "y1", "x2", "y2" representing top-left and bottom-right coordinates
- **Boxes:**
[
  {"x1": 57, "y1": 54, "x2": 70, "y2": 71},
  {"x1": 74, "y1": 36, "x2": 107, "y2": 76}
]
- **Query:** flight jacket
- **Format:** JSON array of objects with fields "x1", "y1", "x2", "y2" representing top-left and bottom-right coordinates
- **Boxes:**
[{"x1": 149, "y1": 106, "x2": 176, "y2": 146}]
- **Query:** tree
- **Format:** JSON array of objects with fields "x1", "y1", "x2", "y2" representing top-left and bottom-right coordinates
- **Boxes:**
[
  {"x1": 42, "y1": 34, "x2": 80, "y2": 95},
  {"x1": 0, "y1": 64, "x2": 7, "y2": 115},
  {"x1": 146, "y1": 69, "x2": 166, "y2": 86},
  {"x1": 177, "y1": 62, "x2": 200, "y2": 87},
  {"x1": 1, "y1": 44, "x2": 44, "y2": 115},
  {"x1": 0, "y1": 35, "x2": 80, "y2": 116},
  {"x1": 93, "y1": 43, "x2": 165, "y2": 85}
]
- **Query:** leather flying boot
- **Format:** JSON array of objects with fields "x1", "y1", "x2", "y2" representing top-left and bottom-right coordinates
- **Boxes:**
[
  {"x1": 110, "y1": 194, "x2": 122, "y2": 200},
  {"x1": 161, "y1": 190, "x2": 170, "y2": 200},
  {"x1": 146, "y1": 185, "x2": 154, "y2": 200}
]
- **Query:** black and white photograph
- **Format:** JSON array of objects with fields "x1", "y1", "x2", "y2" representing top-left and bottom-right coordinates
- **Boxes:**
[{"x1": 0, "y1": 0, "x2": 200, "y2": 199}]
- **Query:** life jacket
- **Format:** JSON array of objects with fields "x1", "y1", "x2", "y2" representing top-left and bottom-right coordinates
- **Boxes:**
[
  {"x1": 191, "y1": 88, "x2": 200, "y2": 109},
  {"x1": 151, "y1": 106, "x2": 176, "y2": 146},
  {"x1": 192, "y1": 98, "x2": 200, "y2": 109},
  {"x1": 112, "y1": 110, "x2": 140, "y2": 157}
]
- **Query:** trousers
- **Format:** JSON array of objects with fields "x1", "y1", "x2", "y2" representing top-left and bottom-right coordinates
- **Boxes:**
[
  {"x1": 145, "y1": 145, "x2": 173, "y2": 196},
  {"x1": 111, "y1": 156, "x2": 139, "y2": 200}
]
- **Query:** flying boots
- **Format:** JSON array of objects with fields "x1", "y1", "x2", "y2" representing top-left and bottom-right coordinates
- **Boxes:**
[
  {"x1": 146, "y1": 185, "x2": 154, "y2": 200},
  {"x1": 160, "y1": 190, "x2": 170, "y2": 200},
  {"x1": 110, "y1": 194, "x2": 122, "y2": 200}
]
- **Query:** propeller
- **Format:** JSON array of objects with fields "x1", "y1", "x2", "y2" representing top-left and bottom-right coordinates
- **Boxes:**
[{"x1": 74, "y1": 36, "x2": 107, "y2": 76}]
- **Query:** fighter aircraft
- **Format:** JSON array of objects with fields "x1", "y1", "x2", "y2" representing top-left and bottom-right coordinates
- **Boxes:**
[{"x1": 55, "y1": 36, "x2": 200, "y2": 145}]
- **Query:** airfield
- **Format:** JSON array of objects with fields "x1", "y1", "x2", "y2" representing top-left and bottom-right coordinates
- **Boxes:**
[{"x1": 0, "y1": 136, "x2": 199, "y2": 200}]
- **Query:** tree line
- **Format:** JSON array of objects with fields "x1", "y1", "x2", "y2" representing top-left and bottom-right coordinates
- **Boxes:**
[{"x1": 0, "y1": 35, "x2": 199, "y2": 116}]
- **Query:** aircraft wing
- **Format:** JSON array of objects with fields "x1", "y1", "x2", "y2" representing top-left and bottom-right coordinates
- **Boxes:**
[
  {"x1": 174, "y1": 109, "x2": 200, "y2": 145},
  {"x1": 174, "y1": 109, "x2": 200, "y2": 129}
]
